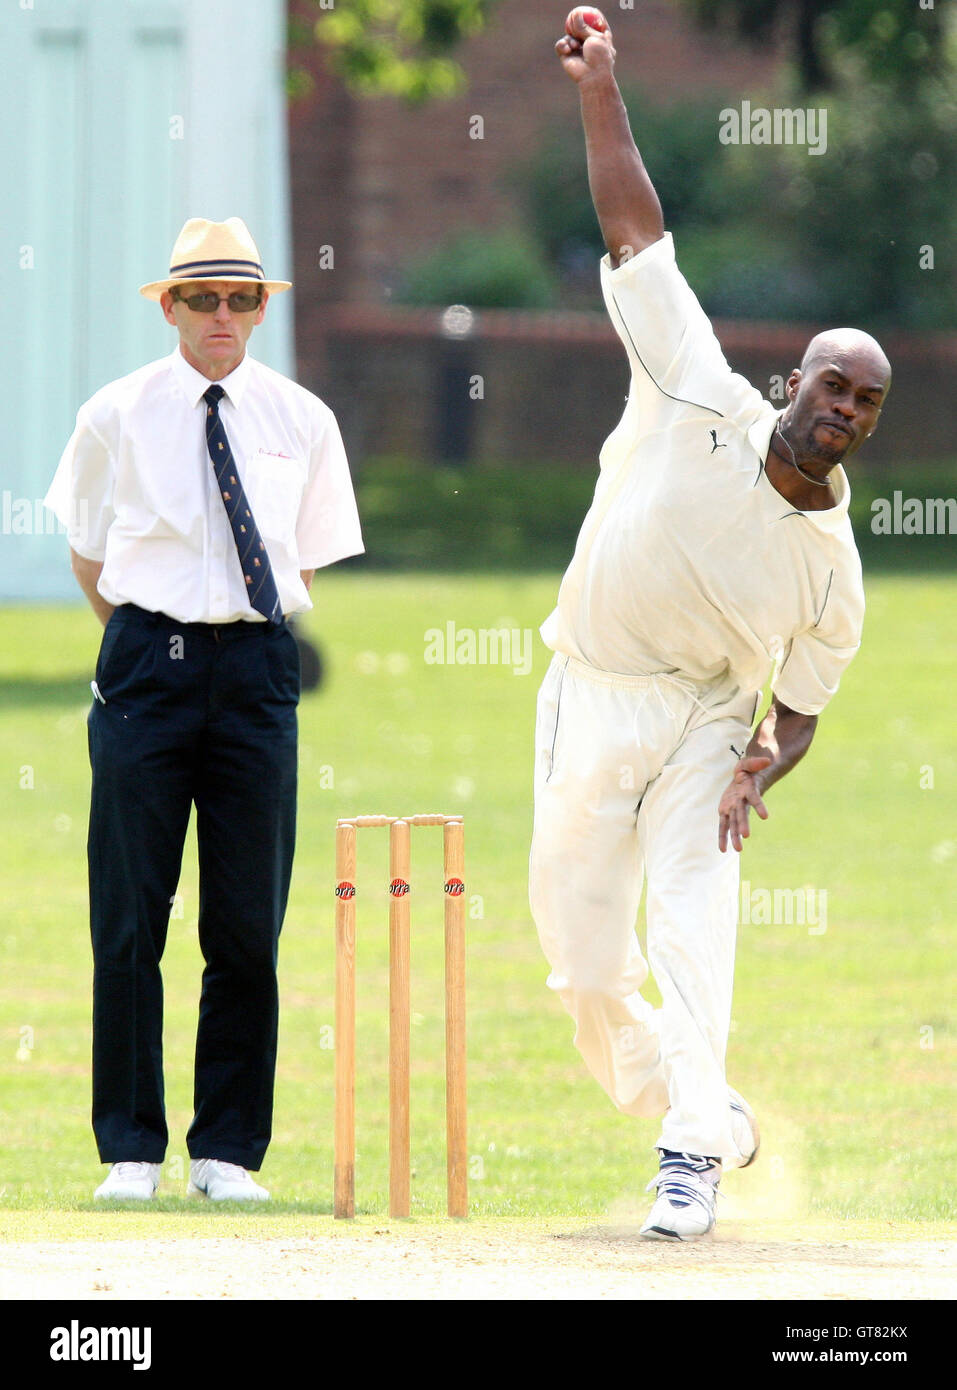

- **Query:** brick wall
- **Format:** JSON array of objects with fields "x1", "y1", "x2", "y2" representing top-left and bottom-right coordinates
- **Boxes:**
[{"x1": 321, "y1": 304, "x2": 957, "y2": 472}]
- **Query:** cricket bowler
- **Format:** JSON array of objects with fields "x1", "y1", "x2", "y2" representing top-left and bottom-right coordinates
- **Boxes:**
[{"x1": 529, "y1": 8, "x2": 891, "y2": 1239}]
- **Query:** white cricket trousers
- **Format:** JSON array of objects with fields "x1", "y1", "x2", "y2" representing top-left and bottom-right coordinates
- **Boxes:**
[{"x1": 529, "y1": 653, "x2": 758, "y2": 1163}]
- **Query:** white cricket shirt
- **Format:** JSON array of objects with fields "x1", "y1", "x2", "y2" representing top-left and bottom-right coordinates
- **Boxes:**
[
  {"x1": 541, "y1": 233, "x2": 865, "y2": 717},
  {"x1": 44, "y1": 348, "x2": 364, "y2": 623}
]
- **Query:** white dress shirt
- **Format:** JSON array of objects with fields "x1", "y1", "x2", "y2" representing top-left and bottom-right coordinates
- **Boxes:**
[
  {"x1": 540, "y1": 233, "x2": 865, "y2": 717},
  {"x1": 44, "y1": 348, "x2": 364, "y2": 623}
]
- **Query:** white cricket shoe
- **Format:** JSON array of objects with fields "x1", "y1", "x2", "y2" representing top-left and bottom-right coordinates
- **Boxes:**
[
  {"x1": 640, "y1": 1150, "x2": 721, "y2": 1241},
  {"x1": 187, "y1": 1159, "x2": 270, "y2": 1201},
  {"x1": 728, "y1": 1085, "x2": 760, "y2": 1168},
  {"x1": 94, "y1": 1161, "x2": 161, "y2": 1201}
]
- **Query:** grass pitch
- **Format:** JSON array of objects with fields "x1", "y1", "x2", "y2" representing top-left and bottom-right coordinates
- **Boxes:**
[{"x1": 0, "y1": 571, "x2": 954, "y2": 1234}]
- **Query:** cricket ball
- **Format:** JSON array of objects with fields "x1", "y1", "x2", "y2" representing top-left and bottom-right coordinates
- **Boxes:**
[{"x1": 566, "y1": 6, "x2": 608, "y2": 36}]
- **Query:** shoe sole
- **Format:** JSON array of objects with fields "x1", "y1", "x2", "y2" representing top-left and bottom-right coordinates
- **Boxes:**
[
  {"x1": 186, "y1": 1181, "x2": 268, "y2": 1201},
  {"x1": 640, "y1": 1223, "x2": 714, "y2": 1241},
  {"x1": 729, "y1": 1089, "x2": 761, "y2": 1168}
]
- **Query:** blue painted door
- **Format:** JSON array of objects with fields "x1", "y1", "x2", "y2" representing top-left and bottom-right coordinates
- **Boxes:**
[{"x1": 0, "y1": 0, "x2": 293, "y2": 600}]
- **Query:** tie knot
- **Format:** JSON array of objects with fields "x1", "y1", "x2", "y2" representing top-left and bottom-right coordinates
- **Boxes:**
[{"x1": 204, "y1": 385, "x2": 225, "y2": 408}]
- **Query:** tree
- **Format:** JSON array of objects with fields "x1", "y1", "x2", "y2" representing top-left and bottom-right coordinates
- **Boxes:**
[
  {"x1": 682, "y1": 0, "x2": 950, "y2": 93},
  {"x1": 301, "y1": 0, "x2": 498, "y2": 103}
]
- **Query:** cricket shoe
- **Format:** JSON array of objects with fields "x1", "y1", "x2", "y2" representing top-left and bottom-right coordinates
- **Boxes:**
[
  {"x1": 94, "y1": 1161, "x2": 161, "y2": 1201},
  {"x1": 728, "y1": 1085, "x2": 760, "y2": 1168},
  {"x1": 640, "y1": 1150, "x2": 721, "y2": 1241},
  {"x1": 187, "y1": 1159, "x2": 269, "y2": 1202}
]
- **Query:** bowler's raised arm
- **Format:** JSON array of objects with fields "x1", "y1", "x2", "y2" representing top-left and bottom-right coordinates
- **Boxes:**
[{"x1": 556, "y1": 8, "x2": 664, "y2": 266}]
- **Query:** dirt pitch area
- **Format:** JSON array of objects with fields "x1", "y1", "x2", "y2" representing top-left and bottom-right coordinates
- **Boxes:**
[{"x1": 1, "y1": 1220, "x2": 953, "y2": 1300}]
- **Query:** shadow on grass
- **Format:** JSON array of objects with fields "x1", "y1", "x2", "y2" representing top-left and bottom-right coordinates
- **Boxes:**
[
  {"x1": 0, "y1": 677, "x2": 92, "y2": 711},
  {"x1": 6, "y1": 1197, "x2": 461, "y2": 1219}
]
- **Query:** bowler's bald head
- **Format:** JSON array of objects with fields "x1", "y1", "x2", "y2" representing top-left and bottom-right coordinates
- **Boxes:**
[{"x1": 800, "y1": 328, "x2": 891, "y2": 392}]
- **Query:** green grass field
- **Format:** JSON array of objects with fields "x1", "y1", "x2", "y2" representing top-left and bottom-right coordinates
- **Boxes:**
[{"x1": 0, "y1": 571, "x2": 954, "y2": 1236}]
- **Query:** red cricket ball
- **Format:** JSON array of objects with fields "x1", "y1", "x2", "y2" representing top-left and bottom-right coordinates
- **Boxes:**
[{"x1": 566, "y1": 6, "x2": 608, "y2": 36}]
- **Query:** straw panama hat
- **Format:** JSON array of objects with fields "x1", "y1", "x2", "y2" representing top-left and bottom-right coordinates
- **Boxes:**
[{"x1": 139, "y1": 217, "x2": 292, "y2": 300}]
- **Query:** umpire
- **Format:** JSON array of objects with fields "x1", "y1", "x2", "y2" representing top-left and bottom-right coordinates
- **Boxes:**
[{"x1": 45, "y1": 217, "x2": 363, "y2": 1202}]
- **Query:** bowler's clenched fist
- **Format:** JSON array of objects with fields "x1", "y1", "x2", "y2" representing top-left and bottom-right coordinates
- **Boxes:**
[{"x1": 557, "y1": 7, "x2": 615, "y2": 80}]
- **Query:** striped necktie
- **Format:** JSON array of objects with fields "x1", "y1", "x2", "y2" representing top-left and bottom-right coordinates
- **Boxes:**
[{"x1": 204, "y1": 385, "x2": 282, "y2": 624}]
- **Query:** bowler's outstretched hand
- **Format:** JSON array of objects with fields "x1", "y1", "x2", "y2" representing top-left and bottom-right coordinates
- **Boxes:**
[{"x1": 718, "y1": 756, "x2": 772, "y2": 853}]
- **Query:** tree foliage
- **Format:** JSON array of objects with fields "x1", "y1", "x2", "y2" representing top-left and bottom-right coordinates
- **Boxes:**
[
  {"x1": 518, "y1": 70, "x2": 957, "y2": 329},
  {"x1": 681, "y1": 0, "x2": 951, "y2": 93},
  {"x1": 396, "y1": 228, "x2": 558, "y2": 308},
  {"x1": 306, "y1": 0, "x2": 497, "y2": 102}
]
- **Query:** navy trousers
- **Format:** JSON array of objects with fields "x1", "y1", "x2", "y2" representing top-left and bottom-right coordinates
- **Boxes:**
[{"x1": 86, "y1": 603, "x2": 299, "y2": 1169}]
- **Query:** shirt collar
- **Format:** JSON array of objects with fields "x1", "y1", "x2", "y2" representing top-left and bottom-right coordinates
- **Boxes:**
[
  {"x1": 170, "y1": 346, "x2": 253, "y2": 410},
  {"x1": 747, "y1": 407, "x2": 780, "y2": 467},
  {"x1": 752, "y1": 408, "x2": 852, "y2": 532}
]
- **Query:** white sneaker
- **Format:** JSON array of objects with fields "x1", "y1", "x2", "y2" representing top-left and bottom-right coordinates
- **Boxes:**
[
  {"x1": 728, "y1": 1085, "x2": 760, "y2": 1168},
  {"x1": 94, "y1": 1161, "x2": 161, "y2": 1200},
  {"x1": 640, "y1": 1150, "x2": 721, "y2": 1240},
  {"x1": 187, "y1": 1159, "x2": 269, "y2": 1202}
]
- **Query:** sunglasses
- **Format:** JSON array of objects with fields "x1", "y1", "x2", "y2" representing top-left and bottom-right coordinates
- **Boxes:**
[{"x1": 173, "y1": 289, "x2": 263, "y2": 313}]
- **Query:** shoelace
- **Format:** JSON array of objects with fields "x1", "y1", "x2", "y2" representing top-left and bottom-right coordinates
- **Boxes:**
[
  {"x1": 114, "y1": 1162, "x2": 153, "y2": 1177},
  {"x1": 645, "y1": 1152, "x2": 722, "y2": 1210}
]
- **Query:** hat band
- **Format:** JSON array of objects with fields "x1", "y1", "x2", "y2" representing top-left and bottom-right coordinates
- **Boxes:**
[{"x1": 168, "y1": 257, "x2": 266, "y2": 281}]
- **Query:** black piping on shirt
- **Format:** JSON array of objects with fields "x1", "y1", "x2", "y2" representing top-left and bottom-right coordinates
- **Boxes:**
[
  {"x1": 814, "y1": 569, "x2": 835, "y2": 627},
  {"x1": 610, "y1": 290, "x2": 725, "y2": 421}
]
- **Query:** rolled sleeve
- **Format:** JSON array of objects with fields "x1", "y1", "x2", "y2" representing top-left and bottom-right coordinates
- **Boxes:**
[
  {"x1": 772, "y1": 632, "x2": 860, "y2": 716},
  {"x1": 43, "y1": 407, "x2": 115, "y2": 561},
  {"x1": 295, "y1": 405, "x2": 364, "y2": 569},
  {"x1": 772, "y1": 578, "x2": 865, "y2": 716}
]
